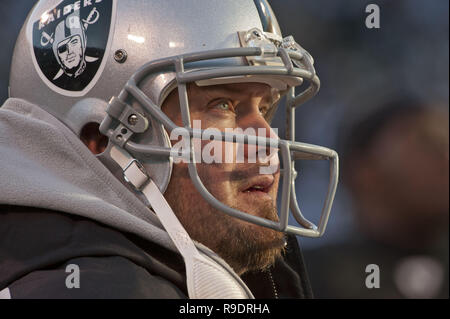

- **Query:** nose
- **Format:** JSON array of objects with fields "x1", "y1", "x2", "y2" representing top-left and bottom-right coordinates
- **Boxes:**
[{"x1": 238, "y1": 108, "x2": 279, "y2": 164}]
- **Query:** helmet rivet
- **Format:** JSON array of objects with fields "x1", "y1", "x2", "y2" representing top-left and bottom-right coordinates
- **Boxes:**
[
  {"x1": 114, "y1": 49, "x2": 127, "y2": 63},
  {"x1": 128, "y1": 114, "x2": 138, "y2": 126}
]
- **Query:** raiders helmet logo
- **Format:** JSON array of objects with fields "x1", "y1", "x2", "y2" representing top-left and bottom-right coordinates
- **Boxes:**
[{"x1": 31, "y1": 0, "x2": 113, "y2": 95}]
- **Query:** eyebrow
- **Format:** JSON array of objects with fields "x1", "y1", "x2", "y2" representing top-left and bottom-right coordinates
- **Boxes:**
[{"x1": 198, "y1": 85, "x2": 279, "y2": 106}]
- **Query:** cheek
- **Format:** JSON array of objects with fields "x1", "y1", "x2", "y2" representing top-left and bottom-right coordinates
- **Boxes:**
[
  {"x1": 195, "y1": 139, "x2": 237, "y2": 164},
  {"x1": 197, "y1": 162, "x2": 236, "y2": 202}
]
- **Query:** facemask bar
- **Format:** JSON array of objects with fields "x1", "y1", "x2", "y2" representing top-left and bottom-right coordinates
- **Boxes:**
[
  {"x1": 285, "y1": 87, "x2": 338, "y2": 234},
  {"x1": 100, "y1": 45, "x2": 338, "y2": 238}
]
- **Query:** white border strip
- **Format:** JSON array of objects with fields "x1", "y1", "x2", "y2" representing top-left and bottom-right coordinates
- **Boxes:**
[{"x1": 0, "y1": 287, "x2": 11, "y2": 299}]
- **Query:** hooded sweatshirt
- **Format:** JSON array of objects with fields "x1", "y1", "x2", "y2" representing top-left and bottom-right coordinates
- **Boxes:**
[{"x1": 0, "y1": 98, "x2": 312, "y2": 299}]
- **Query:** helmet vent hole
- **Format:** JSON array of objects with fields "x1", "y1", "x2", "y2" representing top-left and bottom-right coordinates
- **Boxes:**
[{"x1": 80, "y1": 122, "x2": 108, "y2": 155}]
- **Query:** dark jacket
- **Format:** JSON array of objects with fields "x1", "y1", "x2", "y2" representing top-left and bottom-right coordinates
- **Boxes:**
[{"x1": 0, "y1": 205, "x2": 312, "y2": 299}]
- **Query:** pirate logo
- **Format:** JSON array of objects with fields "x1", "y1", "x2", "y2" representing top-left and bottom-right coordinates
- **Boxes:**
[
  {"x1": 32, "y1": 0, "x2": 113, "y2": 93},
  {"x1": 51, "y1": 10, "x2": 98, "y2": 80}
]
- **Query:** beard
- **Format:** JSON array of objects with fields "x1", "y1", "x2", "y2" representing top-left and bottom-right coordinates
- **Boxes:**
[
  {"x1": 164, "y1": 163, "x2": 286, "y2": 275},
  {"x1": 208, "y1": 203, "x2": 287, "y2": 275}
]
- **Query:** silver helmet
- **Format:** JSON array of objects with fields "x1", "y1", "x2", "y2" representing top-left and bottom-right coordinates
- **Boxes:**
[{"x1": 10, "y1": 0, "x2": 338, "y2": 238}]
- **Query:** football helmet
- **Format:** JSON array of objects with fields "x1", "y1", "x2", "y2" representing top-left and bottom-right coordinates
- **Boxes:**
[{"x1": 10, "y1": 0, "x2": 338, "y2": 239}]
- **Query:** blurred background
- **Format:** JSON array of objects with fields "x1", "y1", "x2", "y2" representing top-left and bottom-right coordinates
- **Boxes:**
[{"x1": 1, "y1": 0, "x2": 448, "y2": 298}]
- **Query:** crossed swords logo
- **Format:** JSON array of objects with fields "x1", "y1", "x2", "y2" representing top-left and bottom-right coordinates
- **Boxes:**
[{"x1": 40, "y1": 7, "x2": 100, "y2": 80}]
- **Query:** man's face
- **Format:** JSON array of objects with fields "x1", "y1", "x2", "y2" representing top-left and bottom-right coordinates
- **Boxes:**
[
  {"x1": 162, "y1": 82, "x2": 285, "y2": 275},
  {"x1": 57, "y1": 34, "x2": 83, "y2": 72}
]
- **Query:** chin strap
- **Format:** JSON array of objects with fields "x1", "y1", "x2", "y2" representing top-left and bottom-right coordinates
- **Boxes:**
[{"x1": 108, "y1": 145, "x2": 254, "y2": 299}]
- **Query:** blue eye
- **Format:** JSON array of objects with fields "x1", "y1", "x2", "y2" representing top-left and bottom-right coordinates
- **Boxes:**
[{"x1": 214, "y1": 101, "x2": 231, "y2": 111}]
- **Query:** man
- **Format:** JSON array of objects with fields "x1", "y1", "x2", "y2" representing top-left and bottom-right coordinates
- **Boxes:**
[
  {"x1": 0, "y1": 0, "x2": 338, "y2": 298},
  {"x1": 162, "y1": 82, "x2": 286, "y2": 276}
]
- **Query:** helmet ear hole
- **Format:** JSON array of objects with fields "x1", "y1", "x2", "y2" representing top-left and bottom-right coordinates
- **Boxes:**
[{"x1": 80, "y1": 122, "x2": 109, "y2": 155}]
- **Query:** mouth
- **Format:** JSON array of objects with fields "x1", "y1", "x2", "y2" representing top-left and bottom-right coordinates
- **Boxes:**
[{"x1": 239, "y1": 175, "x2": 275, "y2": 197}]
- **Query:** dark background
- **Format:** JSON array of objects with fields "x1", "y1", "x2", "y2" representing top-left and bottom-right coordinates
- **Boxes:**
[{"x1": 272, "y1": 0, "x2": 448, "y2": 249}]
